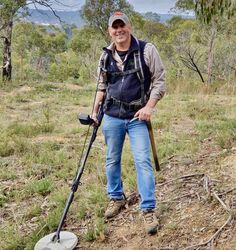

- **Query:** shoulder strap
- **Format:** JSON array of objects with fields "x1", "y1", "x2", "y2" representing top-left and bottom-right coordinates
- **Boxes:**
[
  {"x1": 99, "y1": 51, "x2": 108, "y2": 73},
  {"x1": 134, "y1": 38, "x2": 145, "y2": 105}
]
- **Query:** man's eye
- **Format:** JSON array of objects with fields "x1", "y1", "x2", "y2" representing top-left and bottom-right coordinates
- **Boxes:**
[{"x1": 113, "y1": 24, "x2": 125, "y2": 29}]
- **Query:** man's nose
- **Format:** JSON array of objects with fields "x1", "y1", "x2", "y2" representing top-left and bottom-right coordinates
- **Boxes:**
[{"x1": 116, "y1": 26, "x2": 123, "y2": 31}]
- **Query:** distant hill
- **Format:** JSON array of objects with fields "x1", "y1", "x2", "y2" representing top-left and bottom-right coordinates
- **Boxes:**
[
  {"x1": 158, "y1": 13, "x2": 194, "y2": 23},
  {"x1": 23, "y1": 9, "x2": 193, "y2": 27},
  {"x1": 23, "y1": 9, "x2": 85, "y2": 27}
]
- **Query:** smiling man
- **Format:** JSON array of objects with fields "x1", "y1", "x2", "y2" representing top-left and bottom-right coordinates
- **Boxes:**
[{"x1": 92, "y1": 11, "x2": 165, "y2": 235}]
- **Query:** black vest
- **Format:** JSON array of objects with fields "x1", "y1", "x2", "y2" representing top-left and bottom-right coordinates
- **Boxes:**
[{"x1": 103, "y1": 36, "x2": 151, "y2": 119}]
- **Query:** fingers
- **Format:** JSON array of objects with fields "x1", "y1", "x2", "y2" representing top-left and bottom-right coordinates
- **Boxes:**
[
  {"x1": 90, "y1": 113, "x2": 99, "y2": 127},
  {"x1": 138, "y1": 111, "x2": 150, "y2": 121},
  {"x1": 134, "y1": 110, "x2": 139, "y2": 118},
  {"x1": 135, "y1": 107, "x2": 153, "y2": 121}
]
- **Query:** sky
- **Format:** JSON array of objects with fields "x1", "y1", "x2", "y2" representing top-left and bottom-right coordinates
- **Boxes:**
[
  {"x1": 127, "y1": 0, "x2": 177, "y2": 14},
  {"x1": 35, "y1": 0, "x2": 177, "y2": 14}
]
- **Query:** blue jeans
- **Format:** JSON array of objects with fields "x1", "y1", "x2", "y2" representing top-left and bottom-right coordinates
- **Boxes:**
[{"x1": 102, "y1": 114, "x2": 156, "y2": 210}]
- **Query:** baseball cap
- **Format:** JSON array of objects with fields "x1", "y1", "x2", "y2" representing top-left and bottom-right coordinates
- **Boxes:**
[{"x1": 108, "y1": 11, "x2": 130, "y2": 27}]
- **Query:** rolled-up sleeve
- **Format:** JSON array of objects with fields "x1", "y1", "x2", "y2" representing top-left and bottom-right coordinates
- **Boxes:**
[{"x1": 144, "y1": 43, "x2": 166, "y2": 101}]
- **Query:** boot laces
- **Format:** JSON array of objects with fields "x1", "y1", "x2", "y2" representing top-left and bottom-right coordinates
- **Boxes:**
[{"x1": 144, "y1": 212, "x2": 155, "y2": 224}]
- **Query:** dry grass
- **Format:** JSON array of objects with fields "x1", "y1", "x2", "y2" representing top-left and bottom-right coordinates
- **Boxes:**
[{"x1": 0, "y1": 81, "x2": 235, "y2": 249}]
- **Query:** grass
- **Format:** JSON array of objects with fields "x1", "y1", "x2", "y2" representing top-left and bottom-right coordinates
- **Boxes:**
[
  {"x1": 0, "y1": 80, "x2": 235, "y2": 249},
  {"x1": 0, "y1": 168, "x2": 17, "y2": 181},
  {"x1": 24, "y1": 178, "x2": 54, "y2": 196},
  {"x1": 0, "y1": 194, "x2": 8, "y2": 207},
  {"x1": 25, "y1": 204, "x2": 42, "y2": 219}
]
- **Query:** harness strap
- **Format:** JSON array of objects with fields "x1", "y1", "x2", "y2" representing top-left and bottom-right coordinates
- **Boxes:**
[
  {"x1": 107, "y1": 94, "x2": 142, "y2": 110},
  {"x1": 110, "y1": 68, "x2": 140, "y2": 77},
  {"x1": 100, "y1": 52, "x2": 108, "y2": 74},
  {"x1": 134, "y1": 49, "x2": 145, "y2": 105},
  {"x1": 102, "y1": 38, "x2": 147, "y2": 106}
]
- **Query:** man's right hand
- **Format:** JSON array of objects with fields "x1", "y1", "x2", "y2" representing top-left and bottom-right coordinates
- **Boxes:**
[{"x1": 91, "y1": 112, "x2": 99, "y2": 127}]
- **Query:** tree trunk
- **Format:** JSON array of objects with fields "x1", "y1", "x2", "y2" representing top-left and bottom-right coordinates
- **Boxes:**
[
  {"x1": 2, "y1": 20, "x2": 13, "y2": 81},
  {"x1": 207, "y1": 26, "x2": 216, "y2": 84}
]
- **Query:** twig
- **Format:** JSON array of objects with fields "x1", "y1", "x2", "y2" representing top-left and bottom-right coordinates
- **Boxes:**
[
  {"x1": 122, "y1": 236, "x2": 129, "y2": 242},
  {"x1": 154, "y1": 247, "x2": 174, "y2": 250},
  {"x1": 157, "y1": 173, "x2": 205, "y2": 187},
  {"x1": 218, "y1": 187, "x2": 236, "y2": 196},
  {"x1": 36, "y1": 223, "x2": 48, "y2": 236},
  {"x1": 212, "y1": 192, "x2": 231, "y2": 213},
  {"x1": 184, "y1": 215, "x2": 233, "y2": 250},
  {"x1": 11, "y1": 207, "x2": 20, "y2": 229},
  {"x1": 202, "y1": 175, "x2": 210, "y2": 194},
  {"x1": 159, "y1": 193, "x2": 196, "y2": 203},
  {"x1": 184, "y1": 175, "x2": 235, "y2": 249},
  {"x1": 154, "y1": 248, "x2": 174, "y2": 250}
]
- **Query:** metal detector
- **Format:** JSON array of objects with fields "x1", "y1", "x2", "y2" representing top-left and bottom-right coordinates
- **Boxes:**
[{"x1": 34, "y1": 103, "x2": 104, "y2": 250}]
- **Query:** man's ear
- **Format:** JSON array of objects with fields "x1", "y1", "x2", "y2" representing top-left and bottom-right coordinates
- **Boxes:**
[
  {"x1": 108, "y1": 27, "x2": 112, "y2": 37},
  {"x1": 127, "y1": 23, "x2": 132, "y2": 33}
]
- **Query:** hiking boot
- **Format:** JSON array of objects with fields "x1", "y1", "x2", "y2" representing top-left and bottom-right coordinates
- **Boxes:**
[
  {"x1": 142, "y1": 210, "x2": 159, "y2": 234},
  {"x1": 104, "y1": 199, "x2": 126, "y2": 219}
]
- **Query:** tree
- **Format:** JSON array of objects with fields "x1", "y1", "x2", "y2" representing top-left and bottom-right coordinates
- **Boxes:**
[
  {"x1": 0, "y1": 0, "x2": 63, "y2": 81},
  {"x1": 175, "y1": 0, "x2": 236, "y2": 83},
  {"x1": 143, "y1": 12, "x2": 160, "y2": 22},
  {"x1": 175, "y1": 0, "x2": 236, "y2": 23},
  {"x1": 180, "y1": 47, "x2": 205, "y2": 82},
  {"x1": 81, "y1": 0, "x2": 134, "y2": 42},
  {"x1": 174, "y1": 0, "x2": 195, "y2": 12},
  {"x1": 143, "y1": 21, "x2": 168, "y2": 41},
  {"x1": 69, "y1": 25, "x2": 96, "y2": 53},
  {"x1": 194, "y1": 1, "x2": 236, "y2": 82},
  {"x1": 0, "y1": 0, "x2": 26, "y2": 81},
  {"x1": 196, "y1": 0, "x2": 236, "y2": 24}
]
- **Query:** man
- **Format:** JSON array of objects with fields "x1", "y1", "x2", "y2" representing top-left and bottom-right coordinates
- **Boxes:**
[{"x1": 92, "y1": 11, "x2": 165, "y2": 234}]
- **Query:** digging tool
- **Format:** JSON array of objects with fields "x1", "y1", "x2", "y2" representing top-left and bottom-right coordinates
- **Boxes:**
[{"x1": 146, "y1": 120, "x2": 160, "y2": 171}]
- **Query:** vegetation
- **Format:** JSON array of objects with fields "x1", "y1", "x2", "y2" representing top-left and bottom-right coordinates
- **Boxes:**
[
  {"x1": 0, "y1": 0, "x2": 236, "y2": 249},
  {"x1": 0, "y1": 1, "x2": 235, "y2": 85}
]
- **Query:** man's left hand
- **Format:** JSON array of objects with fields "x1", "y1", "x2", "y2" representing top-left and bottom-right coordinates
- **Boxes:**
[{"x1": 134, "y1": 106, "x2": 154, "y2": 121}]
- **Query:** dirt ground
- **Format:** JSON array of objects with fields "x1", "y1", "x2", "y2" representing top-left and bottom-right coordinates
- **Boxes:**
[{"x1": 72, "y1": 141, "x2": 236, "y2": 250}]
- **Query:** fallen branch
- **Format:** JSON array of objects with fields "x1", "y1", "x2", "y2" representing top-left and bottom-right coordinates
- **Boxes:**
[
  {"x1": 158, "y1": 172, "x2": 235, "y2": 249},
  {"x1": 184, "y1": 176, "x2": 235, "y2": 249},
  {"x1": 157, "y1": 173, "x2": 205, "y2": 187},
  {"x1": 184, "y1": 215, "x2": 233, "y2": 250},
  {"x1": 159, "y1": 193, "x2": 196, "y2": 203}
]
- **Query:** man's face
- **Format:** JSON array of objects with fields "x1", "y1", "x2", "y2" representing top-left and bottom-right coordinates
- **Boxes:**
[{"x1": 108, "y1": 20, "x2": 131, "y2": 46}]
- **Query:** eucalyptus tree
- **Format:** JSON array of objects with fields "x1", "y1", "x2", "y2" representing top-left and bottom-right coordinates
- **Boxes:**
[
  {"x1": 0, "y1": 0, "x2": 25, "y2": 81},
  {"x1": 175, "y1": 0, "x2": 236, "y2": 22},
  {"x1": 175, "y1": 0, "x2": 236, "y2": 83},
  {"x1": 195, "y1": 0, "x2": 236, "y2": 24},
  {"x1": 0, "y1": 0, "x2": 62, "y2": 81}
]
